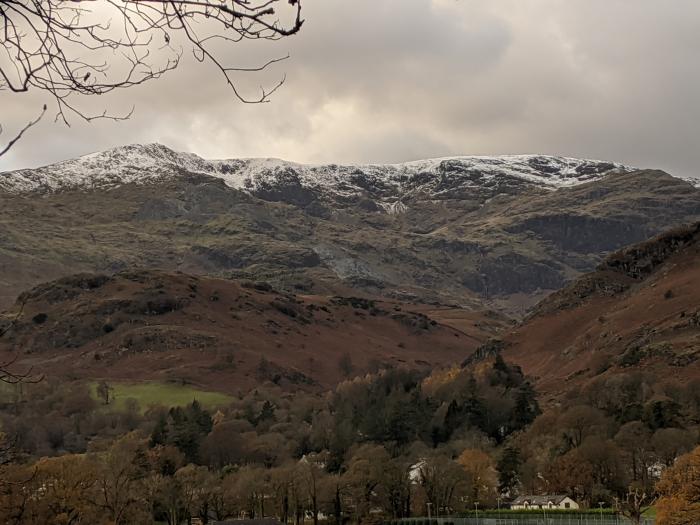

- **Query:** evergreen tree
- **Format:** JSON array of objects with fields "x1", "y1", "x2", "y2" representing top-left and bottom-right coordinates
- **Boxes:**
[
  {"x1": 497, "y1": 446, "x2": 522, "y2": 497},
  {"x1": 150, "y1": 413, "x2": 169, "y2": 447},
  {"x1": 258, "y1": 400, "x2": 276, "y2": 424},
  {"x1": 512, "y1": 382, "x2": 541, "y2": 430}
]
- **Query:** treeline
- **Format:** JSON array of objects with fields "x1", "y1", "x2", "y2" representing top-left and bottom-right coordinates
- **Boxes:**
[
  {"x1": 0, "y1": 432, "x2": 502, "y2": 525},
  {"x1": 512, "y1": 371, "x2": 700, "y2": 507},
  {"x1": 0, "y1": 357, "x2": 699, "y2": 524}
]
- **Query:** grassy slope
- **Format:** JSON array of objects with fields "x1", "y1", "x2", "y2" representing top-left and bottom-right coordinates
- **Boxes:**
[{"x1": 90, "y1": 381, "x2": 234, "y2": 412}]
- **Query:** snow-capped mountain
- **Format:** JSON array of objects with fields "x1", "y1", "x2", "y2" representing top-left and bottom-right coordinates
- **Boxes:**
[
  {"x1": 1, "y1": 143, "x2": 699, "y2": 314},
  {"x1": 0, "y1": 144, "x2": 636, "y2": 210}
]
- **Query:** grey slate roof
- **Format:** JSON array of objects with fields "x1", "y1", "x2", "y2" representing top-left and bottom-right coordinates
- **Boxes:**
[
  {"x1": 214, "y1": 520, "x2": 283, "y2": 525},
  {"x1": 511, "y1": 495, "x2": 570, "y2": 506}
]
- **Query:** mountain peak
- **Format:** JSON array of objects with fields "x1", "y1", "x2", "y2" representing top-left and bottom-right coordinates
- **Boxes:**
[{"x1": 1, "y1": 144, "x2": 640, "y2": 203}]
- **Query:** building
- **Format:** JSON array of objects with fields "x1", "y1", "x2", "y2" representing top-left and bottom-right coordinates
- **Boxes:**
[
  {"x1": 510, "y1": 495, "x2": 579, "y2": 510},
  {"x1": 210, "y1": 520, "x2": 284, "y2": 525}
]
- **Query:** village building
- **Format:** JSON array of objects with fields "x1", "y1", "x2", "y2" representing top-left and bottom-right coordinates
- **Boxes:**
[{"x1": 510, "y1": 495, "x2": 579, "y2": 510}]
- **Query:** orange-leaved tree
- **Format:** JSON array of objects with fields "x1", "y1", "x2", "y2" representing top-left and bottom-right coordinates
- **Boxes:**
[{"x1": 656, "y1": 445, "x2": 700, "y2": 525}]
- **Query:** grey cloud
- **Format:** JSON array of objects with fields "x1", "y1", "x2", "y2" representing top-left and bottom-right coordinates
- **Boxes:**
[{"x1": 1, "y1": 0, "x2": 699, "y2": 179}]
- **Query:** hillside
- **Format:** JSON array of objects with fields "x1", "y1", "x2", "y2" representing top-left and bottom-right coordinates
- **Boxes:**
[
  {"x1": 1, "y1": 144, "x2": 699, "y2": 314},
  {"x1": 499, "y1": 222, "x2": 700, "y2": 401},
  {"x1": 0, "y1": 271, "x2": 507, "y2": 391}
]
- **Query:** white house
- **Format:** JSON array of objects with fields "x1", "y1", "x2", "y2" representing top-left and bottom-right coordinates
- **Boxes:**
[{"x1": 510, "y1": 495, "x2": 579, "y2": 510}]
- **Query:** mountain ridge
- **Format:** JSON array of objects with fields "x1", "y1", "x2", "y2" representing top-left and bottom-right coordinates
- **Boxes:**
[
  {"x1": 500, "y1": 221, "x2": 700, "y2": 401},
  {"x1": 0, "y1": 143, "x2": 636, "y2": 202},
  {"x1": 1, "y1": 144, "x2": 698, "y2": 315}
]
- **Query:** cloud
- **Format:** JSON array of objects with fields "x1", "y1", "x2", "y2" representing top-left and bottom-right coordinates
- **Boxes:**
[{"x1": 1, "y1": 0, "x2": 699, "y2": 179}]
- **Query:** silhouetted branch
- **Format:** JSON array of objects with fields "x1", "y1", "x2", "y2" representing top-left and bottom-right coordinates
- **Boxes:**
[
  {"x1": 0, "y1": 297, "x2": 43, "y2": 384},
  {"x1": 0, "y1": 104, "x2": 46, "y2": 158},
  {"x1": 0, "y1": 0, "x2": 304, "y2": 152}
]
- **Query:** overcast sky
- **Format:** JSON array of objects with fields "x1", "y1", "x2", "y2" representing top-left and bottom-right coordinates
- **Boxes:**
[{"x1": 1, "y1": 0, "x2": 699, "y2": 179}]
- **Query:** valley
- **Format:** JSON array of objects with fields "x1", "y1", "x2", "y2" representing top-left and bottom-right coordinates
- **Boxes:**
[{"x1": 1, "y1": 145, "x2": 699, "y2": 524}]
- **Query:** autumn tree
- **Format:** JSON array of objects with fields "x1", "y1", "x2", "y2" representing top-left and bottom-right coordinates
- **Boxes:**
[
  {"x1": 21, "y1": 455, "x2": 99, "y2": 525},
  {"x1": 652, "y1": 428, "x2": 695, "y2": 467},
  {"x1": 378, "y1": 456, "x2": 413, "y2": 518},
  {"x1": 417, "y1": 453, "x2": 466, "y2": 515},
  {"x1": 344, "y1": 444, "x2": 391, "y2": 522},
  {"x1": 175, "y1": 464, "x2": 216, "y2": 524},
  {"x1": 457, "y1": 448, "x2": 497, "y2": 507},
  {"x1": 296, "y1": 454, "x2": 327, "y2": 525},
  {"x1": 656, "y1": 446, "x2": 700, "y2": 525},
  {"x1": 149, "y1": 473, "x2": 189, "y2": 525},
  {"x1": 558, "y1": 405, "x2": 609, "y2": 450},
  {"x1": 229, "y1": 465, "x2": 270, "y2": 518},
  {"x1": 201, "y1": 421, "x2": 247, "y2": 468},
  {"x1": 614, "y1": 421, "x2": 654, "y2": 487},
  {"x1": 269, "y1": 465, "x2": 295, "y2": 524},
  {"x1": 91, "y1": 434, "x2": 151, "y2": 524}
]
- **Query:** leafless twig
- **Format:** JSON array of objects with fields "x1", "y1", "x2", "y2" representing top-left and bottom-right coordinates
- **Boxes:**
[
  {"x1": 0, "y1": 104, "x2": 46, "y2": 158},
  {"x1": 0, "y1": 0, "x2": 304, "y2": 152}
]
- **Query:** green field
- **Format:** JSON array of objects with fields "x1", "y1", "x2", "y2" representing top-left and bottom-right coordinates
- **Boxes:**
[{"x1": 90, "y1": 381, "x2": 234, "y2": 412}]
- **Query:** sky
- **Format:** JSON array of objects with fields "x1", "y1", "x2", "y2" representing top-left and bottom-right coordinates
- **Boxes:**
[{"x1": 1, "y1": 0, "x2": 699, "y2": 179}]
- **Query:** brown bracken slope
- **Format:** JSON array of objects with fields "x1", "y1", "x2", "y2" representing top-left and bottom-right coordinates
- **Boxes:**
[
  {"x1": 501, "y1": 222, "x2": 700, "y2": 402},
  {"x1": 0, "y1": 271, "x2": 507, "y2": 392}
]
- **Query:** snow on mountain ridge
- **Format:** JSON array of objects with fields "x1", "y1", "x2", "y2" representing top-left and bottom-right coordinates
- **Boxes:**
[{"x1": 0, "y1": 143, "x2": 636, "y2": 200}]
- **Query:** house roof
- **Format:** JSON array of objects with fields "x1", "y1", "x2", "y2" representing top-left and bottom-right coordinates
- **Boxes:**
[
  {"x1": 511, "y1": 495, "x2": 572, "y2": 506},
  {"x1": 214, "y1": 520, "x2": 283, "y2": 525}
]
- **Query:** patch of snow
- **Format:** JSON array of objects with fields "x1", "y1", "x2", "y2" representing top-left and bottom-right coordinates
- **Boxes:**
[
  {"x1": 379, "y1": 201, "x2": 409, "y2": 215},
  {"x1": 680, "y1": 176, "x2": 700, "y2": 188},
  {"x1": 0, "y1": 143, "x2": 638, "y2": 204}
]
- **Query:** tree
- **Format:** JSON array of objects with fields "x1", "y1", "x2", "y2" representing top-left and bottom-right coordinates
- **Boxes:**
[
  {"x1": 457, "y1": 449, "x2": 497, "y2": 507},
  {"x1": 96, "y1": 381, "x2": 113, "y2": 405},
  {"x1": 378, "y1": 457, "x2": 413, "y2": 518},
  {"x1": 22, "y1": 455, "x2": 99, "y2": 525},
  {"x1": 201, "y1": 421, "x2": 246, "y2": 469},
  {"x1": 149, "y1": 473, "x2": 189, "y2": 525},
  {"x1": 258, "y1": 400, "x2": 277, "y2": 425},
  {"x1": 344, "y1": 444, "x2": 391, "y2": 522},
  {"x1": 296, "y1": 455, "x2": 327, "y2": 525},
  {"x1": 229, "y1": 466, "x2": 269, "y2": 518},
  {"x1": 656, "y1": 446, "x2": 700, "y2": 525},
  {"x1": 92, "y1": 434, "x2": 150, "y2": 524},
  {"x1": 320, "y1": 473, "x2": 347, "y2": 525},
  {"x1": 417, "y1": 453, "x2": 466, "y2": 515},
  {"x1": 614, "y1": 486, "x2": 656, "y2": 525},
  {"x1": 0, "y1": 303, "x2": 42, "y2": 387},
  {"x1": 652, "y1": 428, "x2": 695, "y2": 467},
  {"x1": 0, "y1": 306, "x2": 43, "y2": 465},
  {"x1": 269, "y1": 465, "x2": 295, "y2": 524},
  {"x1": 558, "y1": 405, "x2": 608, "y2": 449},
  {"x1": 497, "y1": 446, "x2": 521, "y2": 497},
  {"x1": 512, "y1": 382, "x2": 541, "y2": 430},
  {"x1": 175, "y1": 465, "x2": 214, "y2": 524},
  {"x1": 161, "y1": 401, "x2": 213, "y2": 463},
  {"x1": 614, "y1": 422, "x2": 653, "y2": 486},
  {"x1": 0, "y1": 0, "x2": 304, "y2": 156}
]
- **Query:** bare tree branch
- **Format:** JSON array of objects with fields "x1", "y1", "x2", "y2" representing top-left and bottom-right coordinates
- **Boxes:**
[
  {"x1": 0, "y1": 0, "x2": 304, "y2": 152},
  {"x1": 0, "y1": 297, "x2": 44, "y2": 384},
  {"x1": 0, "y1": 103, "x2": 45, "y2": 158}
]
